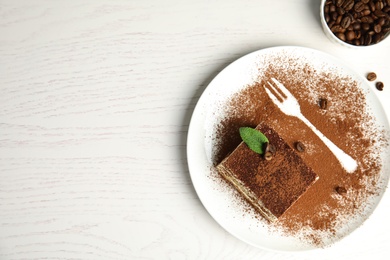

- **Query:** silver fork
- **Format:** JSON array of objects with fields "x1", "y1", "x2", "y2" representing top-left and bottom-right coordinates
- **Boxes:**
[{"x1": 264, "y1": 78, "x2": 357, "y2": 173}]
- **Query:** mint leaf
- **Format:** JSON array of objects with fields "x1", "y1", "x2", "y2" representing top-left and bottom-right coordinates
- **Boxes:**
[{"x1": 239, "y1": 127, "x2": 269, "y2": 154}]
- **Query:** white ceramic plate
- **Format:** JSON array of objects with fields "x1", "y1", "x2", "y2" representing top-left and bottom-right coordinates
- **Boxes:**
[{"x1": 186, "y1": 46, "x2": 390, "y2": 251}]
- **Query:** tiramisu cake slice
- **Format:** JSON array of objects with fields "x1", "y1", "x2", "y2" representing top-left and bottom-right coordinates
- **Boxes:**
[{"x1": 217, "y1": 123, "x2": 319, "y2": 222}]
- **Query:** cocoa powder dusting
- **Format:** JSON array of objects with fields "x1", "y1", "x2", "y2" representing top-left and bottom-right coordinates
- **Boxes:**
[{"x1": 211, "y1": 51, "x2": 389, "y2": 247}]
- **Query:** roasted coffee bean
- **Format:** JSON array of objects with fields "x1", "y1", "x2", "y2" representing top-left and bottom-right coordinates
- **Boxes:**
[
  {"x1": 361, "y1": 15, "x2": 374, "y2": 23},
  {"x1": 325, "y1": 4, "x2": 330, "y2": 14},
  {"x1": 352, "y1": 22, "x2": 361, "y2": 30},
  {"x1": 335, "y1": 186, "x2": 347, "y2": 195},
  {"x1": 376, "y1": 81, "x2": 384, "y2": 91},
  {"x1": 360, "y1": 9, "x2": 371, "y2": 16},
  {"x1": 362, "y1": 0, "x2": 370, "y2": 4},
  {"x1": 264, "y1": 151, "x2": 273, "y2": 161},
  {"x1": 374, "y1": 24, "x2": 382, "y2": 33},
  {"x1": 331, "y1": 25, "x2": 345, "y2": 33},
  {"x1": 336, "y1": 0, "x2": 345, "y2": 8},
  {"x1": 319, "y1": 98, "x2": 328, "y2": 109},
  {"x1": 341, "y1": 16, "x2": 352, "y2": 28},
  {"x1": 295, "y1": 141, "x2": 305, "y2": 152},
  {"x1": 343, "y1": 0, "x2": 355, "y2": 11},
  {"x1": 354, "y1": 2, "x2": 366, "y2": 12},
  {"x1": 336, "y1": 15, "x2": 343, "y2": 24},
  {"x1": 265, "y1": 143, "x2": 276, "y2": 154},
  {"x1": 378, "y1": 17, "x2": 386, "y2": 26},
  {"x1": 374, "y1": 9, "x2": 387, "y2": 17},
  {"x1": 361, "y1": 22, "x2": 370, "y2": 31},
  {"x1": 383, "y1": 25, "x2": 390, "y2": 33},
  {"x1": 354, "y1": 38, "x2": 361, "y2": 45},
  {"x1": 331, "y1": 11, "x2": 339, "y2": 21},
  {"x1": 336, "y1": 32, "x2": 346, "y2": 41},
  {"x1": 359, "y1": 36, "x2": 365, "y2": 44},
  {"x1": 373, "y1": 33, "x2": 383, "y2": 43},
  {"x1": 369, "y1": 1, "x2": 376, "y2": 11},
  {"x1": 364, "y1": 33, "x2": 372, "y2": 45},
  {"x1": 337, "y1": 6, "x2": 346, "y2": 15},
  {"x1": 355, "y1": 30, "x2": 362, "y2": 39},
  {"x1": 367, "y1": 72, "x2": 377, "y2": 81},
  {"x1": 346, "y1": 30, "x2": 356, "y2": 40},
  {"x1": 325, "y1": 13, "x2": 331, "y2": 23},
  {"x1": 375, "y1": 1, "x2": 384, "y2": 10},
  {"x1": 330, "y1": 4, "x2": 337, "y2": 13}
]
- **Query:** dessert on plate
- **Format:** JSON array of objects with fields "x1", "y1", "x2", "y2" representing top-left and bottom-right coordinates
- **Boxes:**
[{"x1": 217, "y1": 123, "x2": 319, "y2": 222}]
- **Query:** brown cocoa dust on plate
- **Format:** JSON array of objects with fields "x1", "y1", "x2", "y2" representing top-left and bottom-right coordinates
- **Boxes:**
[{"x1": 211, "y1": 53, "x2": 389, "y2": 247}]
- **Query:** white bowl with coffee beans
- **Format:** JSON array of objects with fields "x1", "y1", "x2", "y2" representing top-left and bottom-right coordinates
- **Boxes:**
[{"x1": 321, "y1": 0, "x2": 390, "y2": 47}]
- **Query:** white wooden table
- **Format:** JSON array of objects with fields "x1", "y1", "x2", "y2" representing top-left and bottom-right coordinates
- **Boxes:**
[{"x1": 1, "y1": 1, "x2": 390, "y2": 259}]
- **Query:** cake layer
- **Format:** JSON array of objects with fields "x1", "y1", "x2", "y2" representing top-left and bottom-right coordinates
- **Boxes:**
[{"x1": 217, "y1": 123, "x2": 319, "y2": 222}]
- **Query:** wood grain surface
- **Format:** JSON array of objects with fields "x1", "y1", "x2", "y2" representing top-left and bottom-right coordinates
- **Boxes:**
[{"x1": 1, "y1": 0, "x2": 390, "y2": 259}]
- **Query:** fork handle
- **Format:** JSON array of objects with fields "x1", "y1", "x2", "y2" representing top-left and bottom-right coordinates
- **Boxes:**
[{"x1": 297, "y1": 114, "x2": 358, "y2": 173}]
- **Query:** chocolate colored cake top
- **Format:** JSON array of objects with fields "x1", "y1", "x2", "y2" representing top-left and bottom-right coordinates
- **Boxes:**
[{"x1": 221, "y1": 124, "x2": 318, "y2": 218}]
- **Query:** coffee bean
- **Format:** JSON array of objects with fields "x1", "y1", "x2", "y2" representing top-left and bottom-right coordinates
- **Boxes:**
[
  {"x1": 336, "y1": 32, "x2": 346, "y2": 41},
  {"x1": 360, "y1": 36, "x2": 365, "y2": 44},
  {"x1": 264, "y1": 151, "x2": 273, "y2": 161},
  {"x1": 361, "y1": 15, "x2": 374, "y2": 23},
  {"x1": 331, "y1": 11, "x2": 339, "y2": 21},
  {"x1": 362, "y1": 0, "x2": 370, "y2": 3},
  {"x1": 331, "y1": 25, "x2": 345, "y2": 33},
  {"x1": 319, "y1": 98, "x2": 328, "y2": 109},
  {"x1": 336, "y1": 0, "x2": 345, "y2": 8},
  {"x1": 375, "y1": 1, "x2": 384, "y2": 10},
  {"x1": 378, "y1": 17, "x2": 386, "y2": 26},
  {"x1": 325, "y1": 13, "x2": 331, "y2": 23},
  {"x1": 367, "y1": 72, "x2": 377, "y2": 81},
  {"x1": 330, "y1": 4, "x2": 337, "y2": 13},
  {"x1": 355, "y1": 30, "x2": 362, "y2": 39},
  {"x1": 335, "y1": 186, "x2": 347, "y2": 195},
  {"x1": 295, "y1": 141, "x2": 305, "y2": 152},
  {"x1": 265, "y1": 143, "x2": 276, "y2": 154},
  {"x1": 374, "y1": 24, "x2": 382, "y2": 33},
  {"x1": 354, "y1": 2, "x2": 366, "y2": 12},
  {"x1": 373, "y1": 33, "x2": 383, "y2": 43},
  {"x1": 337, "y1": 6, "x2": 346, "y2": 15},
  {"x1": 324, "y1": 4, "x2": 330, "y2": 13},
  {"x1": 376, "y1": 81, "x2": 384, "y2": 91},
  {"x1": 346, "y1": 30, "x2": 356, "y2": 40},
  {"x1": 364, "y1": 33, "x2": 372, "y2": 45},
  {"x1": 340, "y1": 16, "x2": 352, "y2": 28},
  {"x1": 343, "y1": 0, "x2": 355, "y2": 11},
  {"x1": 369, "y1": 1, "x2": 376, "y2": 11},
  {"x1": 374, "y1": 9, "x2": 387, "y2": 17},
  {"x1": 361, "y1": 22, "x2": 370, "y2": 31},
  {"x1": 336, "y1": 15, "x2": 343, "y2": 24},
  {"x1": 354, "y1": 38, "x2": 361, "y2": 45},
  {"x1": 361, "y1": 9, "x2": 371, "y2": 16},
  {"x1": 352, "y1": 22, "x2": 361, "y2": 30}
]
